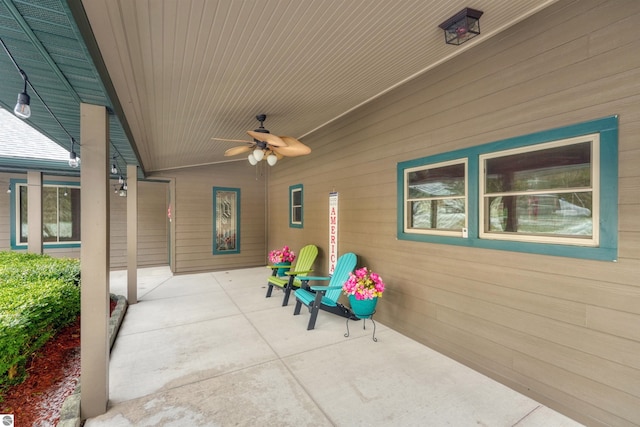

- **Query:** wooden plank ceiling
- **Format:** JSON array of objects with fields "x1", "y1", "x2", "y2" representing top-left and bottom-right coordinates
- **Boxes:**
[{"x1": 79, "y1": 0, "x2": 559, "y2": 173}]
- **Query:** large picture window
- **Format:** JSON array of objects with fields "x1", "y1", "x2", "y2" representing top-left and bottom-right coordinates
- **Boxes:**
[
  {"x1": 480, "y1": 136, "x2": 598, "y2": 246},
  {"x1": 397, "y1": 116, "x2": 618, "y2": 261},
  {"x1": 404, "y1": 159, "x2": 467, "y2": 236},
  {"x1": 14, "y1": 182, "x2": 81, "y2": 246}
]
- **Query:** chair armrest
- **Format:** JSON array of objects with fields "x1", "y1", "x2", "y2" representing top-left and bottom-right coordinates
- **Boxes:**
[
  {"x1": 310, "y1": 284, "x2": 343, "y2": 292},
  {"x1": 301, "y1": 276, "x2": 330, "y2": 281},
  {"x1": 285, "y1": 269, "x2": 313, "y2": 276}
]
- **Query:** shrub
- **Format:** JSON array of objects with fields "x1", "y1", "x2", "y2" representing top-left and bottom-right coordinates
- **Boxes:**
[{"x1": 0, "y1": 252, "x2": 80, "y2": 393}]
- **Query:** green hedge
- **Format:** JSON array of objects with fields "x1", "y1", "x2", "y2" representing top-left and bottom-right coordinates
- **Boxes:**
[{"x1": 0, "y1": 252, "x2": 80, "y2": 392}]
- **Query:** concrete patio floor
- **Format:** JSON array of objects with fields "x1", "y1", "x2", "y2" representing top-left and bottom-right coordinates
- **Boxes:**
[{"x1": 84, "y1": 266, "x2": 584, "y2": 426}]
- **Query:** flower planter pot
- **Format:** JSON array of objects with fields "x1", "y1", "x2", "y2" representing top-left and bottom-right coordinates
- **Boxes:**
[
  {"x1": 274, "y1": 262, "x2": 291, "y2": 276},
  {"x1": 349, "y1": 295, "x2": 378, "y2": 319}
]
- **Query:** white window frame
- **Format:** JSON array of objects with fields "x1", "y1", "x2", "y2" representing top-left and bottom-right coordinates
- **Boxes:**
[
  {"x1": 290, "y1": 184, "x2": 303, "y2": 228},
  {"x1": 403, "y1": 158, "x2": 468, "y2": 237},
  {"x1": 14, "y1": 182, "x2": 82, "y2": 247},
  {"x1": 479, "y1": 134, "x2": 600, "y2": 246}
]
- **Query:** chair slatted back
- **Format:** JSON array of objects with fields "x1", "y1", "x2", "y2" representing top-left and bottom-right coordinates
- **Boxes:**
[{"x1": 324, "y1": 252, "x2": 357, "y2": 302}]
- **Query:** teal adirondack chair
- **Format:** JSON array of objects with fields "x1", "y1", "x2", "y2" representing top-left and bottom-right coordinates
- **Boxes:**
[
  {"x1": 265, "y1": 244, "x2": 318, "y2": 306},
  {"x1": 293, "y1": 252, "x2": 357, "y2": 330}
]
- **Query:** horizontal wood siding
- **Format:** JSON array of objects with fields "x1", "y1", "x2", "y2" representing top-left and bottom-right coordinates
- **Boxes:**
[
  {"x1": 150, "y1": 161, "x2": 267, "y2": 273},
  {"x1": 110, "y1": 179, "x2": 168, "y2": 269},
  {"x1": 267, "y1": 1, "x2": 640, "y2": 425}
]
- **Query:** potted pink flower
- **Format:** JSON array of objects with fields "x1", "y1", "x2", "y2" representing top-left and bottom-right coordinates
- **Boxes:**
[
  {"x1": 342, "y1": 267, "x2": 385, "y2": 318},
  {"x1": 269, "y1": 246, "x2": 296, "y2": 275}
]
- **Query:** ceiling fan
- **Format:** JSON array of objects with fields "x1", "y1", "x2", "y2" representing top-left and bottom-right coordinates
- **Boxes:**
[{"x1": 213, "y1": 114, "x2": 311, "y2": 166}]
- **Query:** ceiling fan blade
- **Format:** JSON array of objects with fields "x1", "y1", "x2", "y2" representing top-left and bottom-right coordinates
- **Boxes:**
[
  {"x1": 273, "y1": 136, "x2": 312, "y2": 157},
  {"x1": 224, "y1": 145, "x2": 253, "y2": 156},
  {"x1": 212, "y1": 137, "x2": 253, "y2": 143},
  {"x1": 246, "y1": 131, "x2": 286, "y2": 147}
]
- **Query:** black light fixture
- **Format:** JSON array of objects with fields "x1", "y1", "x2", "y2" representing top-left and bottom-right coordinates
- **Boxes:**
[
  {"x1": 68, "y1": 138, "x2": 80, "y2": 168},
  {"x1": 14, "y1": 69, "x2": 31, "y2": 119},
  {"x1": 439, "y1": 8, "x2": 483, "y2": 46},
  {"x1": 6, "y1": 185, "x2": 11, "y2": 194},
  {"x1": 111, "y1": 163, "x2": 118, "y2": 175}
]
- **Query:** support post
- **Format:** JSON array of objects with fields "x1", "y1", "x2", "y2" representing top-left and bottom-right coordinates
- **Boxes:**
[
  {"x1": 80, "y1": 103, "x2": 110, "y2": 419},
  {"x1": 127, "y1": 164, "x2": 138, "y2": 304},
  {"x1": 27, "y1": 171, "x2": 43, "y2": 254}
]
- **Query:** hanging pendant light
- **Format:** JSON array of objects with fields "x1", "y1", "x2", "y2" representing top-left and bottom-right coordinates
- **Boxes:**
[
  {"x1": 14, "y1": 70, "x2": 31, "y2": 119},
  {"x1": 68, "y1": 138, "x2": 80, "y2": 168}
]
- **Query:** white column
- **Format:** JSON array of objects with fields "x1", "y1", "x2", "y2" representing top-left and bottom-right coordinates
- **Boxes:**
[
  {"x1": 127, "y1": 164, "x2": 138, "y2": 304},
  {"x1": 27, "y1": 171, "x2": 43, "y2": 254},
  {"x1": 79, "y1": 103, "x2": 110, "y2": 418}
]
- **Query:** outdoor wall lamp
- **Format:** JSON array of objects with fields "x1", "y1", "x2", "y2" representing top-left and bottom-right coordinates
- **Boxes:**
[{"x1": 439, "y1": 8, "x2": 484, "y2": 46}]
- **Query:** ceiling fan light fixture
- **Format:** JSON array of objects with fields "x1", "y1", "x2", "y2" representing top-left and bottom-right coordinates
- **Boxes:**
[
  {"x1": 267, "y1": 153, "x2": 278, "y2": 166},
  {"x1": 253, "y1": 148, "x2": 265, "y2": 161},
  {"x1": 248, "y1": 153, "x2": 258, "y2": 165}
]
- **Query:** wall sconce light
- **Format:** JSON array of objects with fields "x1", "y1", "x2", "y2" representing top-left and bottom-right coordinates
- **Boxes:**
[
  {"x1": 118, "y1": 183, "x2": 127, "y2": 197},
  {"x1": 7, "y1": 185, "x2": 11, "y2": 194},
  {"x1": 14, "y1": 69, "x2": 31, "y2": 119},
  {"x1": 439, "y1": 8, "x2": 483, "y2": 46},
  {"x1": 111, "y1": 163, "x2": 118, "y2": 174}
]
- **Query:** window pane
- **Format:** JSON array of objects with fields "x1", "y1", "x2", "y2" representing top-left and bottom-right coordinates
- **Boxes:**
[
  {"x1": 292, "y1": 207, "x2": 302, "y2": 223},
  {"x1": 43, "y1": 187, "x2": 58, "y2": 242},
  {"x1": 409, "y1": 199, "x2": 465, "y2": 231},
  {"x1": 59, "y1": 188, "x2": 81, "y2": 241},
  {"x1": 408, "y1": 163, "x2": 465, "y2": 198},
  {"x1": 292, "y1": 189, "x2": 302, "y2": 206},
  {"x1": 486, "y1": 192, "x2": 592, "y2": 236},
  {"x1": 485, "y1": 141, "x2": 591, "y2": 193},
  {"x1": 20, "y1": 186, "x2": 28, "y2": 243}
]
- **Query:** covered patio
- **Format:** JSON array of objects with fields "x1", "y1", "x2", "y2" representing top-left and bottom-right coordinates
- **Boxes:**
[{"x1": 83, "y1": 267, "x2": 582, "y2": 426}]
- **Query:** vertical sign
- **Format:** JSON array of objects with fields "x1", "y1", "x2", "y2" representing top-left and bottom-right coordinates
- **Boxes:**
[{"x1": 329, "y1": 192, "x2": 339, "y2": 274}]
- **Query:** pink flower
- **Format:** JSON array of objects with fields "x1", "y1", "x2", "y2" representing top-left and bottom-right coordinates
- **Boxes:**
[
  {"x1": 269, "y1": 246, "x2": 296, "y2": 264},
  {"x1": 342, "y1": 267, "x2": 385, "y2": 300}
]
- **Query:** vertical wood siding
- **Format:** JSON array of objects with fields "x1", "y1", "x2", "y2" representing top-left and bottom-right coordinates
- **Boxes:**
[{"x1": 267, "y1": 1, "x2": 640, "y2": 425}]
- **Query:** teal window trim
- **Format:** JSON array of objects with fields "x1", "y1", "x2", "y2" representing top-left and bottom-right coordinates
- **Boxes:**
[
  {"x1": 397, "y1": 116, "x2": 618, "y2": 261},
  {"x1": 289, "y1": 184, "x2": 303, "y2": 228},
  {"x1": 10, "y1": 178, "x2": 81, "y2": 250},
  {"x1": 213, "y1": 187, "x2": 241, "y2": 255}
]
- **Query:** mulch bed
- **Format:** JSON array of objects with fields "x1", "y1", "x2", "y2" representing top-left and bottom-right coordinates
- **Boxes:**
[{"x1": 0, "y1": 298, "x2": 117, "y2": 426}]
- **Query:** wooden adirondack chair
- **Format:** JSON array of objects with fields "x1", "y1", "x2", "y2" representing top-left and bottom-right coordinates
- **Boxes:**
[
  {"x1": 293, "y1": 252, "x2": 357, "y2": 330},
  {"x1": 265, "y1": 244, "x2": 318, "y2": 306}
]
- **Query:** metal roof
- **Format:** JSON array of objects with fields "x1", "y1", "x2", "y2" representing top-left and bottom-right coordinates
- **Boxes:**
[{"x1": 0, "y1": 0, "x2": 141, "y2": 177}]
